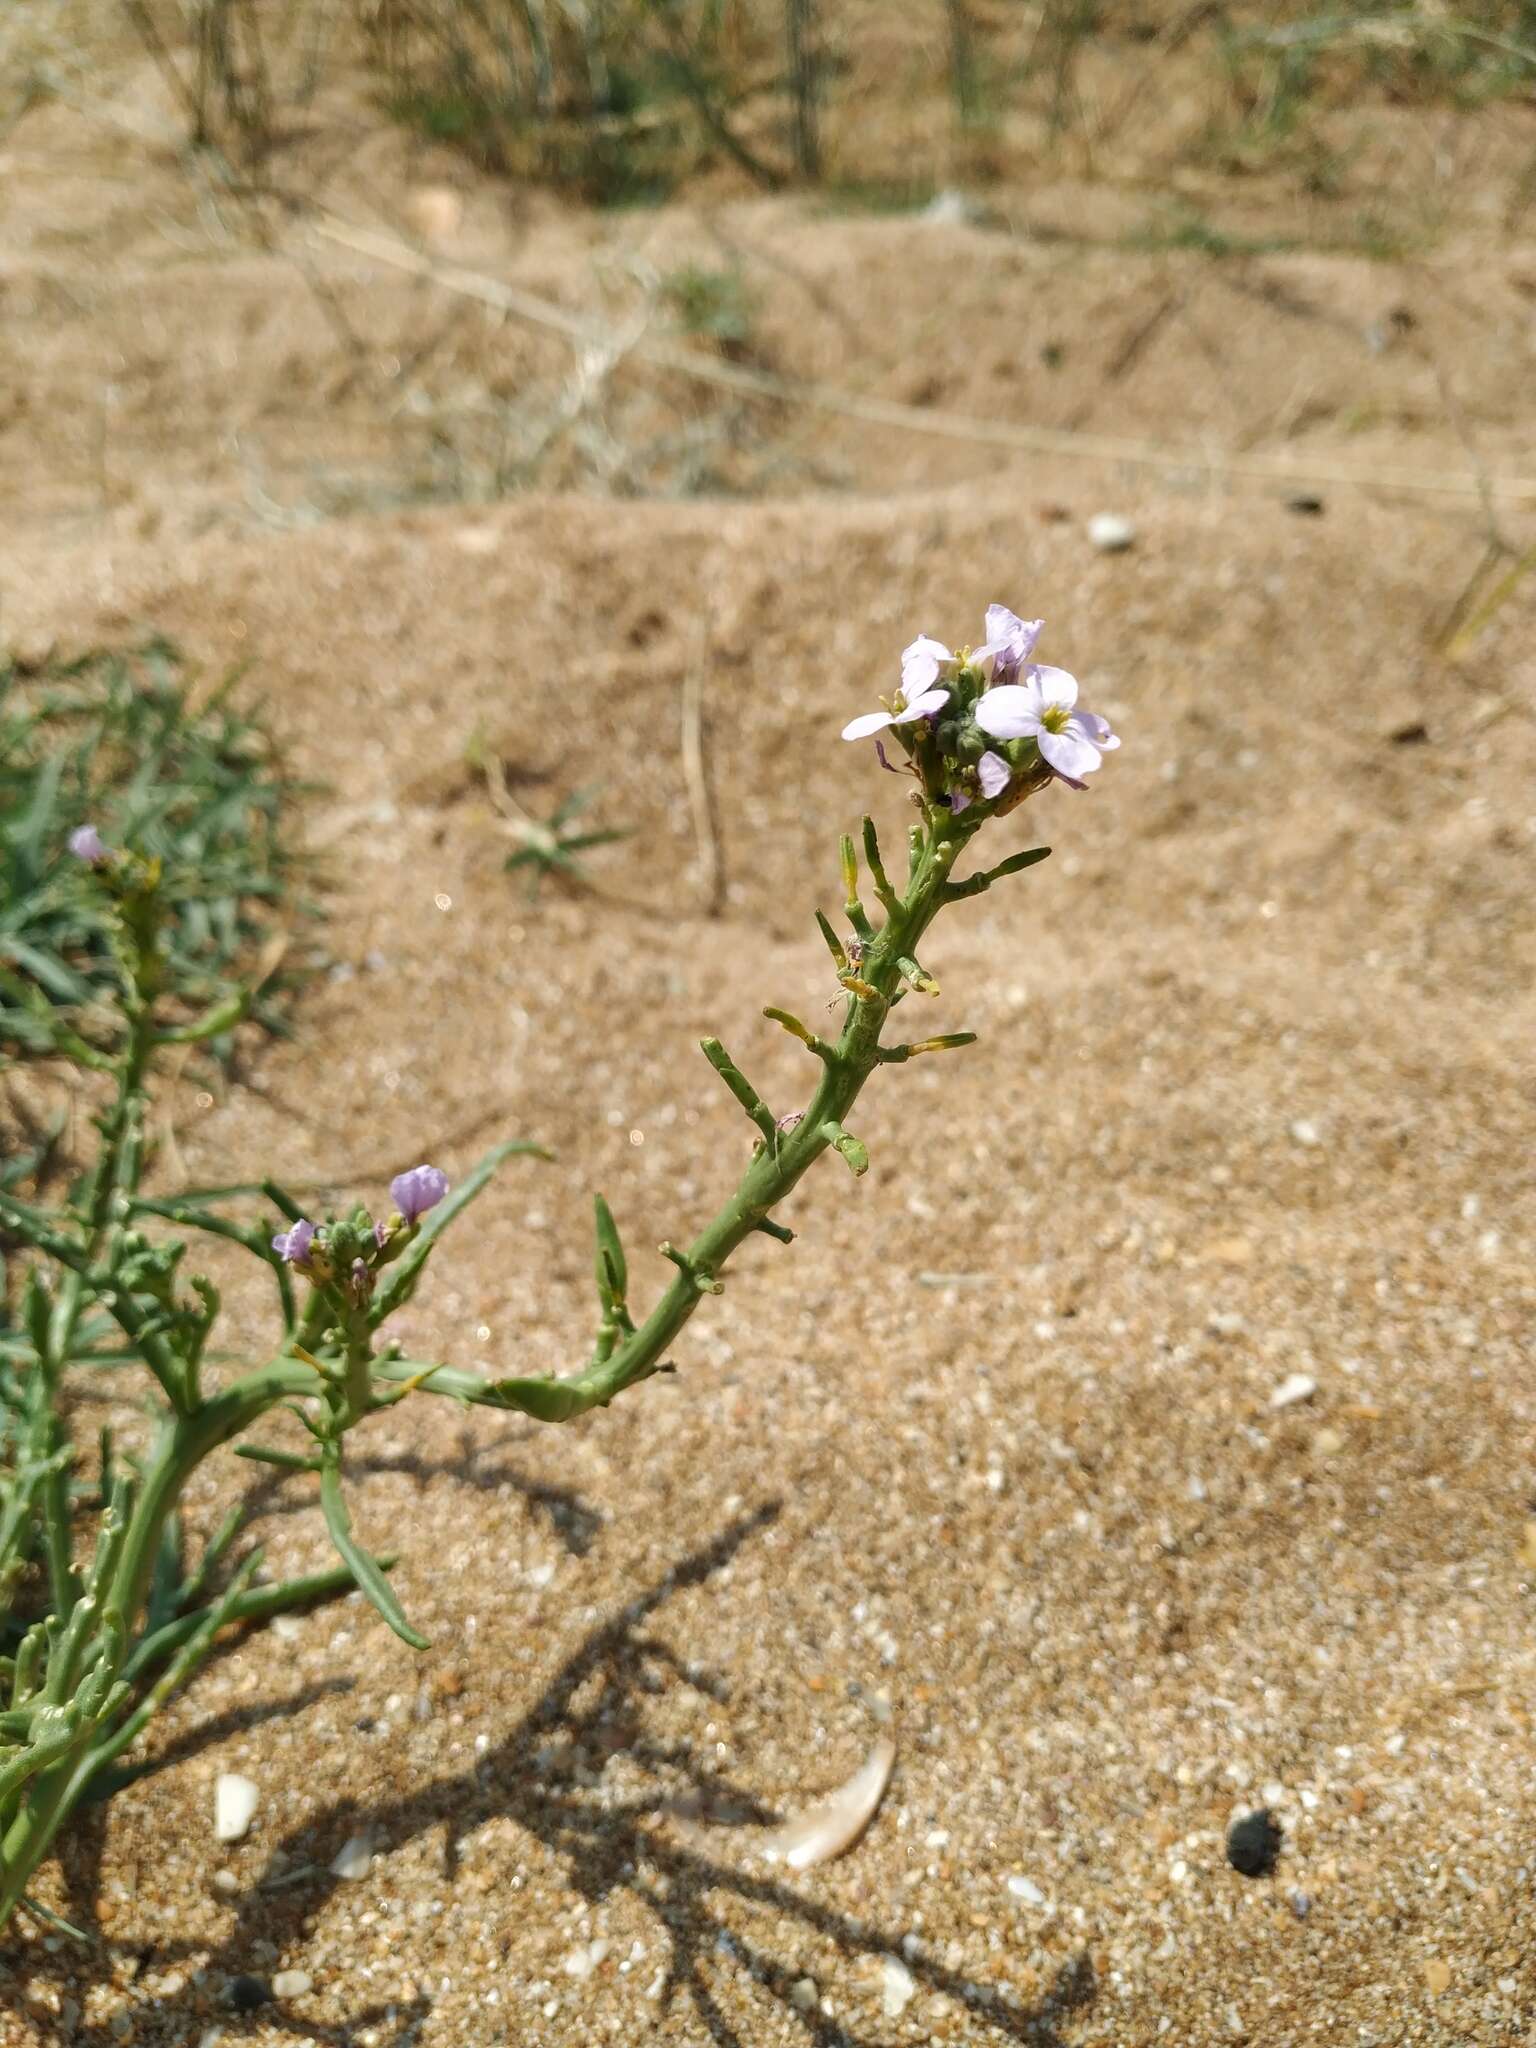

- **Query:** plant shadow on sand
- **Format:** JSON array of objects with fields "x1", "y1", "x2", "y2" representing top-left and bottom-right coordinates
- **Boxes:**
[{"x1": 19, "y1": 1506, "x2": 1096, "y2": 2047}]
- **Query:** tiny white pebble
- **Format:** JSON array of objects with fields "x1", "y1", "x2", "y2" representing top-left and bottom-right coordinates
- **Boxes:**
[
  {"x1": 329, "y1": 1832, "x2": 374, "y2": 1880},
  {"x1": 1005, "y1": 1875, "x2": 1045, "y2": 1905},
  {"x1": 790, "y1": 1978, "x2": 818, "y2": 2012},
  {"x1": 1269, "y1": 1373, "x2": 1318, "y2": 1409},
  {"x1": 1290, "y1": 1118, "x2": 1322, "y2": 1147},
  {"x1": 882, "y1": 1956, "x2": 917, "y2": 2018},
  {"x1": 213, "y1": 1774, "x2": 259, "y2": 1844},
  {"x1": 1088, "y1": 512, "x2": 1136, "y2": 552},
  {"x1": 272, "y1": 1971, "x2": 312, "y2": 2000}
]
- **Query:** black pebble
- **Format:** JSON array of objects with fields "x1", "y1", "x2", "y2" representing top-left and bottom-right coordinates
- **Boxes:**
[
  {"x1": 1286, "y1": 494, "x2": 1325, "y2": 516},
  {"x1": 1226, "y1": 1807, "x2": 1282, "y2": 1878},
  {"x1": 226, "y1": 1975, "x2": 273, "y2": 2012}
]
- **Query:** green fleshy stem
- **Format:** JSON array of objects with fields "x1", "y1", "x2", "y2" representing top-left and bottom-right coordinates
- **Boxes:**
[{"x1": 373, "y1": 817, "x2": 1050, "y2": 1425}]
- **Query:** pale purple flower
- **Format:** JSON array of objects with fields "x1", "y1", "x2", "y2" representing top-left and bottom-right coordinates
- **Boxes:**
[
  {"x1": 390, "y1": 1163, "x2": 449, "y2": 1222},
  {"x1": 374, "y1": 1216, "x2": 391, "y2": 1249},
  {"x1": 841, "y1": 635, "x2": 952, "y2": 743},
  {"x1": 69, "y1": 824, "x2": 107, "y2": 864},
  {"x1": 975, "y1": 665, "x2": 1120, "y2": 785},
  {"x1": 272, "y1": 1218, "x2": 317, "y2": 1265},
  {"x1": 977, "y1": 606, "x2": 1043, "y2": 682}
]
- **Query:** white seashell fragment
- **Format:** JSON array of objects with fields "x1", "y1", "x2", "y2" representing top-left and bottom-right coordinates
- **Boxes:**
[
  {"x1": 758, "y1": 1738, "x2": 896, "y2": 1870},
  {"x1": 1269, "y1": 1373, "x2": 1317, "y2": 1410},
  {"x1": 328, "y1": 1831, "x2": 375, "y2": 1880},
  {"x1": 214, "y1": 1774, "x2": 259, "y2": 1843},
  {"x1": 1088, "y1": 513, "x2": 1136, "y2": 552},
  {"x1": 882, "y1": 1955, "x2": 917, "y2": 2017}
]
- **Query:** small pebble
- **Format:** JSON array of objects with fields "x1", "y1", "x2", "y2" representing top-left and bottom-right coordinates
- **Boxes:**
[
  {"x1": 224, "y1": 1976, "x2": 271, "y2": 2013},
  {"x1": 1269, "y1": 1373, "x2": 1317, "y2": 1410},
  {"x1": 790, "y1": 1978, "x2": 817, "y2": 2013},
  {"x1": 211, "y1": 1870, "x2": 239, "y2": 1895},
  {"x1": 214, "y1": 1774, "x2": 259, "y2": 1844},
  {"x1": 272, "y1": 1971, "x2": 312, "y2": 2000},
  {"x1": 1289, "y1": 1890, "x2": 1312, "y2": 1919},
  {"x1": 329, "y1": 1832, "x2": 374, "y2": 1881},
  {"x1": 1226, "y1": 1808, "x2": 1282, "y2": 1878},
  {"x1": 882, "y1": 1956, "x2": 917, "y2": 2018},
  {"x1": 1314, "y1": 1426, "x2": 1345, "y2": 1455},
  {"x1": 1088, "y1": 513, "x2": 1136, "y2": 552},
  {"x1": 563, "y1": 1939, "x2": 610, "y2": 1979},
  {"x1": 1290, "y1": 1118, "x2": 1322, "y2": 1147},
  {"x1": 1005, "y1": 1874, "x2": 1045, "y2": 1905},
  {"x1": 1286, "y1": 493, "x2": 1325, "y2": 515},
  {"x1": 1423, "y1": 1958, "x2": 1452, "y2": 1995}
]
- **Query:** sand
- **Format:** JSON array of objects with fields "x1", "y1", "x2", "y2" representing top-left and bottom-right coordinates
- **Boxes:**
[{"x1": 2, "y1": 15, "x2": 1535, "y2": 2048}]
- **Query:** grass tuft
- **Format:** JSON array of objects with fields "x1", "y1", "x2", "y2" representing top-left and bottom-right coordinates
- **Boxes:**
[{"x1": 0, "y1": 639, "x2": 314, "y2": 1066}]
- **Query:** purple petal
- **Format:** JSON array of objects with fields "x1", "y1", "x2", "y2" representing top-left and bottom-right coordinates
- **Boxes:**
[
  {"x1": 1030, "y1": 664, "x2": 1079, "y2": 713},
  {"x1": 1038, "y1": 726, "x2": 1103, "y2": 781},
  {"x1": 891, "y1": 687, "x2": 949, "y2": 724},
  {"x1": 984, "y1": 607, "x2": 1044, "y2": 663},
  {"x1": 272, "y1": 1217, "x2": 317, "y2": 1265},
  {"x1": 842, "y1": 708, "x2": 897, "y2": 741},
  {"x1": 974, "y1": 682, "x2": 1044, "y2": 740},
  {"x1": 1073, "y1": 707, "x2": 1120, "y2": 751},
  {"x1": 69, "y1": 824, "x2": 107, "y2": 865},
  {"x1": 390, "y1": 1164, "x2": 450, "y2": 1222},
  {"x1": 374, "y1": 1217, "x2": 390, "y2": 1248},
  {"x1": 873, "y1": 739, "x2": 901, "y2": 775},
  {"x1": 899, "y1": 636, "x2": 952, "y2": 702},
  {"x1": 948, "y1": 787, "x2": 972, "y2": 814},
  {"x1": 977, "y1": 750, "x2": 1011, "y2": 800}
]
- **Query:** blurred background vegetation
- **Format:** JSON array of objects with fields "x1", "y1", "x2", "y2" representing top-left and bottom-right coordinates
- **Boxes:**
[{"x1": 6, "y1": 2, "x2": 1532, "y2": 210}]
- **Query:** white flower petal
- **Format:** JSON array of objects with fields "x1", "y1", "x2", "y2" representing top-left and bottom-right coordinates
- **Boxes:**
[
  {"x1": 977, "y1": 750, "x2": 1011, "y2": 799},
  {"x1": 891, "y1": 687, "x2": 949, "y2": 723},
  {"x1": 1073, "y1": 708, "x2": 1120, "y2": 750},
  {"x1": 899, "y1": 636, "x2": 952, "y2": 703},
  {"x1": 974, "y1": 682, "x2": 1043, "y2": 740},
  {"x1": 1031, "y1": 664, "x2": 1079, "y2": 712},
  {"x1": 1039, "y1": 725, "x2": 1102, "y2": 779},
  {"x1": 842, "y1": 709, "x2": 898, "y2": 741}
]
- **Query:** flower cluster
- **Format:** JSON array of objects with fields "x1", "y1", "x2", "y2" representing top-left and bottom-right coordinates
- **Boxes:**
[
  {"x1": 841, "y1": 605, "x2": 1119, "y2": 813},
  {"x1": 272, "y1": 1164, "x2": 450, "y2": 1284}
]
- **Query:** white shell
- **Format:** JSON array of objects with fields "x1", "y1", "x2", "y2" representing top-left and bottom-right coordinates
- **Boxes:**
[
  {"x1": 329, "y1": 1831, "x2": 375, "y2": 1880},
  {"x1": 213, "y1": 1773, "x2": 259, "y2": 1843},
  {"x1": 1087, "y1": 513, "x2": 1136, "y2": 552},
  {"x1": 1269, "y1": 1372, "x2": 1318, "y2": 1410},
  {"x1": 758, "y1": 1738, "x2": 896, "y2": 1870},
  {"x1": 882, "y1": 1955, "x2": 917, "y2": 2018}
]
